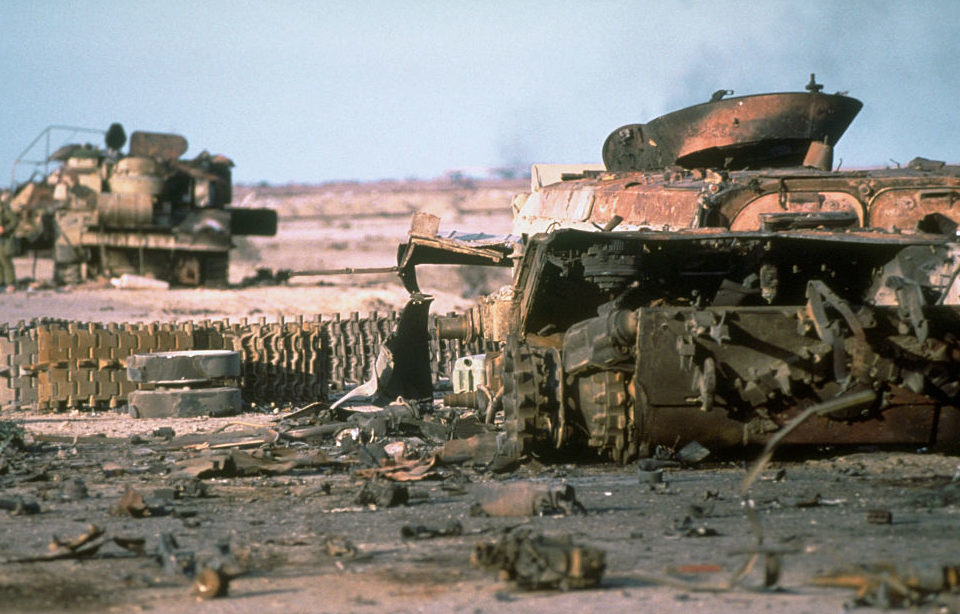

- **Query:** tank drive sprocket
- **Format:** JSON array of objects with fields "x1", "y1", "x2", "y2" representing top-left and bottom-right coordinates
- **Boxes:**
[{"x1": 502, "y1": 339, "x2": 561, "y2": 456}]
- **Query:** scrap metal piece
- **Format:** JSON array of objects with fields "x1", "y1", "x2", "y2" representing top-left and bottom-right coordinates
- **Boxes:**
[
  {"x1": 470, "y1": 482, "x2": 585, "y2": 517},
  {"x1": 321, "y1": 534, "x2": 358, "y2": 558},
  {"x1": 400, "y1": 521, "x2": 463, "y2": 540},
  {"x1": 0, "y1": 497, "x2": 40, "y2": 515},
  {"x1": 110, "y1": 487, "x2": 156, "y2": 518},
  {"x1": 866, "y1": 509, "x2": 893, "y2": 525},
  {"x1": 812, "y1": 561, "x2": 960, "y2": 608},
  {"x1": 354, "y1": 479, "x2": 409, "y2": 508},
  {"x1": 472, "y1": 528, "x2": 605, "y2": 590},
  {"x1": 331, "y1": 294, "x2": 435, "y2": 409},
  {"x1": 192, "y1": 567, "x2": 230, "y2": 600}
]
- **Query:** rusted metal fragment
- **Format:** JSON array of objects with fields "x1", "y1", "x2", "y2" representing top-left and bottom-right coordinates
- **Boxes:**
[
  {"x1": 471, "y1": 482, "x2": 585, "y2": 517},
  {"x1": 812, "y1": 561, "x2": 960, "y2": 608},
  {"x1": 400, "y1": 521, "x2": 462, "y2": 540},
  {"x1": 169, "y1": 448, "x2": 334, "y2": 479},
  {"x1": 354, "y1": 480, "x2": 409, "y2": 508},
  {"x1": 192, "y1": 567, "x2": 230, "y2": 600},
  {"x1": 353, "y1": 455, "x2": 439, "y2": 482}
]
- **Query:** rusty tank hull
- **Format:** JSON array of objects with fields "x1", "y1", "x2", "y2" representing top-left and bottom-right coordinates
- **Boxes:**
[{"x1": 414, "y1": 77, "x2": 960, "y2": 461}]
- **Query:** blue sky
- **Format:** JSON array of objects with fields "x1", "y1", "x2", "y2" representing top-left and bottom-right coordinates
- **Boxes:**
[{"x1": 2, "y1": 1, "x2": 958, "y2": 184}]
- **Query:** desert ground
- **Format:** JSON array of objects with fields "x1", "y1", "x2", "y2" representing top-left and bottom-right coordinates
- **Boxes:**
[{"x1": 1, "y1": 180, "x2": 959, "y2": 613}]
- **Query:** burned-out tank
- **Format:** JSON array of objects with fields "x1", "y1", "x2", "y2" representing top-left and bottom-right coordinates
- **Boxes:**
[
  {"x1": 399, "y1": 76, "x2": 960, "y2": 461},
  {"x1": 9, "y1": 124, "x2": 277, "y2": 286}
]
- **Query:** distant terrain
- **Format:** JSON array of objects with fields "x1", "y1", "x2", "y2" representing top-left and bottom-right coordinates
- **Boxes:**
[{"x1": 2, "y1": 178, "x2": 524, "y2": 324}]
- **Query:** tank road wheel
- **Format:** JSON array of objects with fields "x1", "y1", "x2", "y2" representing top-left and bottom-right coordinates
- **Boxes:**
[
  {"x1": 173, "y1": 254, "x2": 202, "y2": 286},
  {"x1": 202, "y1": 253, "x2": 229, "y2": 288},
  {"x1": 502, "y1": 340, "x2": 561, "y2": 457},
  {"x1": 171, "y1": 253, "x2": 228, "y2": 287},
  {"x1": 576, "y1": 370, "x2": 635, "y2": 463},
  {"x1": 53, "y1": 262, "x2": 83, "y2": 285},
  {"x1": 127, "y1": 387, "x2": 241, "y2": 418}
]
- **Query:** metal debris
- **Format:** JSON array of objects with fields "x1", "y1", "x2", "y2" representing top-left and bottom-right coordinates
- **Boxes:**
[
  {"x1": 0, "y1": 496, "x2": 40, "y2": 515},
  {"x1": 400, "y1": 521, "x2": 463, "y2": 540},
  {"x1": 866, "y1": 509, "x2": 893, "y2": 525},
  {"x1": 321, "y1": 534, "x2": 358, "y2": 558},
  {"x1": 110, "y1": 487, "x2": 165, "y2": 518},
  {"x1": 470, "y1": 482, "x2": 586, "y2": 517},
  {"x1": 192, "y1": 567, "x2": 231, "y2": 600},
  {"x1": 354, "y1": 479, "x2": 409, "y2": 508},
  {"x1": 472, "y1": 528, "x2": 605, "y2": 590},
  {"x1": 812, "y1": 561, "x2": 960, "y2": 608}
]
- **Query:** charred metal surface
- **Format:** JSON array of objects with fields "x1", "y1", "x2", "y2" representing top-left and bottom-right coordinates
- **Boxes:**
[
  {"x1": 428, "y1": 79, "x2": 960, "y2": 462},
  {"x1": 602, "y1": 75, "x2": 862, "y2": 172},
  {"x1": 490, "y1": 227, "x2": 960, "y2": 461}
]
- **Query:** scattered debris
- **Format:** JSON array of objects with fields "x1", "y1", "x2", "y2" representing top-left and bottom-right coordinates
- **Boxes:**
[
  {"x1": 401, "y1": 521, "x2": 463, "y2": 540},
  {"x1": 354, "y1": 455, "x2": 440, "y2": 482},
  {"x1": 170, "y1": 448, "x2": 336, "y2": 479},
  {"x1": 321, "y1": 534, "x2": 358, "y2": 558},
  {"x1": 439, "y1": 431, "x2": 519, "y2": 472},
  {"x1": 866, "y1": 509, "x2": 893, "y2": 525},
  {"x1": 192, "y1": 566, "x2": 231, "y2": 600},
  {"x1": 111, "y1": 487, "x2": 166, "y2": 518},
  {"x1": 676, "y1": 441, "x2": 711, "y2": 465},
  {"x1": 637, "y1": 468, "x2": 664, "y2": 484},
  {"x1": 4, "y1": 525, "x2": 146, "y2": 563},
  {"x1": 812, "y1": 561, "x2": 960, "y2": 608},
  {"x1": 0, "y1": 496, "x2": 40, "y2": 515},
  {"x1": 470, "y1": 482, "x2": 586, "y2": 517},
  {"x1": 0, "y1": 421, "x2": 27, "y2": 453},
  {"x1": 472, "y1": 528, "x2": 606, "y2": 590},
  {"x1": 669, "y1": 516, "x2": 719, "y2": 538},
  {"x1": 354, "y1": 479, "x2": 409, "y2": 508}
]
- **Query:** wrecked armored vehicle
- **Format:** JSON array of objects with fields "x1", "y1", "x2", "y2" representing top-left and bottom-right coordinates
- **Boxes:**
[
  {"x1": 399, "y1": 76, "x2": 960, "y2": 462},
  {"x1": 9, "y1": 124, "x2": 276, "y2": 286}
]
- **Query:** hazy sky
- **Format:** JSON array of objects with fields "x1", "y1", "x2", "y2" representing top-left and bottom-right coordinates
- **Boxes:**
[{"x1": 2, "y1": 1, "x2": 958, "y2": 184}]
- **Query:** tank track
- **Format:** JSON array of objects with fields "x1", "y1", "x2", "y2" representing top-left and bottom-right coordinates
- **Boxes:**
[{"x1": 0, "y1": 312, "x2": 482, "y2": 411}]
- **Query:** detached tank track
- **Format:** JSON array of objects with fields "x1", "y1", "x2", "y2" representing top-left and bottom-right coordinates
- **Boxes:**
[
  {"x1": 502, "y1": 340, "x2": 560, "y2": 456},
  {"x1": 0, "y1": 312, "x2": 482, "y2": 411}
]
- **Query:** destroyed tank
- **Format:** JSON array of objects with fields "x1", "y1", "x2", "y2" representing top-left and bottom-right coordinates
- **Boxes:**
[
  {"x1": 9, "y1": 124, "x2": 277, "y2": 286},
  {"x1": 400, "y1": 76, "x2": 960, "y2": 462}
]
